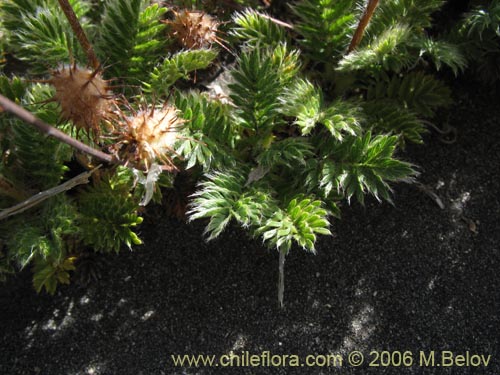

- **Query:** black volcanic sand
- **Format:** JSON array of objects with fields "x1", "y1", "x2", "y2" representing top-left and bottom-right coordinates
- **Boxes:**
[{"x1": 1, "y1": 77, "x2": 499, "y2": 375}]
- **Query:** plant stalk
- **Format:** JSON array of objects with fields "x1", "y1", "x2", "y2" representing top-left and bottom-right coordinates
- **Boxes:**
[
  {"x1": 259, "y1": 13, "x2": 294, "y2": 30},
  {"x1": 0, "y1": 166, "x2": 100, "y2": 221},
  {"x1": 57, "y1": 0, "x2": 100, "y2": 70},
  {"x1": 0, "y1": 94, "x2": 115, "y2": 164},
  {"x1": 278, "y1": 249, "x2": 286, "y2": 308},
  {"x1": 347, "y1": 0, "x2": 380, "y2": 53}
]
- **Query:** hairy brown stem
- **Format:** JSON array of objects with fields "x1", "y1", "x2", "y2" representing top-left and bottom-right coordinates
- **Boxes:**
[
  {"x1": 57, "y1": 0, "x2": 100, "y2": 70},
  {"x1": 347, "y1": 0, "x2": 380, "y2": 53},
  {"x1": 0, "y1": 94, "x2": 115, "y2": 164}
]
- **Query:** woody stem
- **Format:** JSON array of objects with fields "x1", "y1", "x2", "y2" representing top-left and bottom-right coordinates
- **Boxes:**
[
  {"x1": 0, "y1": 94, "x2": 115, "y2": 164},
  {"x1": 347, "y1": 0, "x2": 380, "y2": 53},
  {"x1": 57, "y1": 0, "x2": 100, "y2": 70}
]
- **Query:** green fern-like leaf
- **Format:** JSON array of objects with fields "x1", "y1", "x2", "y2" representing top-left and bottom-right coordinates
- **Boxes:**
[
  {"x1": 5, "y1": 81, "x2": 74, "y2": 164},
  {"x1": 291, "y1": 0, "x2": 357, "y2": 62},
  {"x1": 279, "y1": 78, "x2": 362, "y2": 139},
  {"x1": 340, "y1": 1, "x2": 464, "y2": 76},
  {"x1": 257, "y1": 137, "x2": 314, "y2": 169},
  {"x1": 279, "y1": 78, "x2": 321, "y2": 134},
  {"x1": 188, "y1": 168, "x2": 278, "y2": 240},
  {"x1": 322, "y1": 100, "x2": 363, "y2": 140},
  {"x1": 337, "y1": 24, "x2": 414, "y2": 73},
  {"x1": 229, "y1": 48, "x2": 285, "y2": 132},
  {"x1": 10, "y1": 118, "x2": 71, "y2": 190},
  {"x1": 0, "y1": 0, "x2": 43, "y2": 26},
  {"x1": 3, "y1": 82, "x2": 72, "y2": 189},
  {"x1": 231, "y1": 9, "x2": 287, "y2": 47},
  {"x1": 367, "y1": 0, "x2": 445, "y2": 37},
  {"x1": 363, "y1": 100, "x2": 426, "y2": 144},
  {"x1": 457, "y1": 0, "x2": 500, "y2": 83},
  {"x1": 0, "y1": 0, "x2": 90, "y2": 71},
  {"x1": 461, "y1": 0, "x2": 500, "y2": 39},
  {"x1": 366, "y1": 71, "x2": 451, "y2": 117},
  {"x1": 256, "y1": 195, "x2": 331, "y2": 254},
  {"x1": 43, "y1": 194, "x2": 80, "y2": 238},
  {"x1": 7, "y1": 225, "x2": 47, "y2": 270},
  {"x1": 96, "y1": 0, "x2": 167, "y2": 80},
  {"x1": 299, "y1": 159, "x2": 342, "y2": 213},
  {"x1": 175, "y1": 132, "x2": 221, "y2": 171},
  {"x1": 4, "y1": 194, "x2": 78, "y2": 270},
  {"x1": 419, "y1": 37, "x2": 467, "y2": 75},
  {"x1": 33, "y1": 255, "x2": 76, "y2": 294},
  {"x1": 24, "y1": 82, "x2": 63, "y2": 125},
  {"x1": 270, "y1": 44, "x2": 301, "y2": 84},
  {"x1": 5, "y1": 195, "x2": 78, "y2": 294},
  {"x1": 175, "y1": 91, "x2": 238, "y2": 147},
  {"x1": 78, "y1": 173, "x2": 143, "y2": 253},
  {"x1": 146, "y1": 49, "x2": 218, "y2": 96},
  {"x1": 174, "y1": 91, "x2": 237, "y2": 171},
  {"x1": 316, "y1": 132, "x2": 416, "y2": 204},
  {"x1": 0, "y1": 75, "x2": 27, "y2": 102}
]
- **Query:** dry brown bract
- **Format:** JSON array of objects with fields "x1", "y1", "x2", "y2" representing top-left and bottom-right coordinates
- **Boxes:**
[
  {"x1": 165, "y1": 10, "x2": 219, "y2": 49},
  {"x1": 111, "y1": 105, "x2": 184, "y2": 171},
  {"x1": 49, "y1": 64, "x2": 113, "y2": 139}
]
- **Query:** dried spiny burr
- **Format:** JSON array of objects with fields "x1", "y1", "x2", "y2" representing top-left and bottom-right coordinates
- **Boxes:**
[
  {"x1": 49, "y1": 64, "x2": 114, "y2": 139},
  {"x1": 112, "y1": 104, "x2": 184, "y2": 171},
  {"x1": 165, "y1": 10, "x2": 221, "y2": 49}
]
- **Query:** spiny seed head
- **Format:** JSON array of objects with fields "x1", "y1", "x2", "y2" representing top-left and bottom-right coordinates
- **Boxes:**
[
  {"x1": 50, "y1": 65, "x2": 113, "y2": 138},
  {"x1": 114, "y1": 106, "x2": 183, "y2": 171},
  {"x1": 166, "y1": 10, "x2": 219, "y2": 49}
]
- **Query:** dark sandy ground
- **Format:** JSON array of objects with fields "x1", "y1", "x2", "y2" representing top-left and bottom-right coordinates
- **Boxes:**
[{"x1": 0, "y1": 76, "x2": 499, "y2": 375}]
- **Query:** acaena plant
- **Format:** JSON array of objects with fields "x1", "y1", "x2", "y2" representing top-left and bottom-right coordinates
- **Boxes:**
[{"x1": 0, "y1": 0, "x2": 481, "y2": 305}]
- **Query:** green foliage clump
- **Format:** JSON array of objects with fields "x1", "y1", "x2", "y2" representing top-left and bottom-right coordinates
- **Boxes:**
[
  {"x1": 174, "y1": 91, "x2": 236, "y2": 171},
  {"x1": 96, "y1": 0, "x2": 167, "y2": 79},
  {"x1": 0, "y1": 77, "x2": 144, "y2": 291},
  {"x1": 367, "y1": 0, "x2": 445, "y2": 35},
  {"x1": 183, "y1": 41, "x2": 416, "y2": 286},
  {"x1": 229, "y1": 47, "x2": 292, "y2": 133},
  {"x1": 256, "y1": 196, "x2": 331, "y2": 254},
  {"x1": 0, "y1": 0, "x2": 491, "y2": 304},
  {"x1": 366, "y1": 72, "x2": 452, "y2": 117},
  {"x1": 290, "y1": 0, "x2": 357, "y2": 63},
  {"x1": 231, "y1": 9, "x2": 287, "y2": 47},
  {"x1": 78, "y1": 169, "x2": 143, "y2": 253},
  {"x1": 4, "y1": 195, "x2": 79, "y2": 294},
  {"x1": 359, "y1": 71, "x2": 452, "y2": 143},
  {"x1": 338, "y1": 23, "x2": 416, "y2": 73},
  {"x1": 280, "y1": 78, "x2": 362, "y2": 139},
  {"x1": 317, "y1": 132, "x2": 415, "y2": 204},
  {"x1": 189, "y1": 168, "x2": 277, "y2": 239},
  {"x1": 0, "y1": 0, "x2": 91, "y2": 71},
  {"x1": 1, "y1": 78, "x2": 71, "y2": 190},
  {"x1": 146, "y1": 49, "x2": 218, "y2": 96}
]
